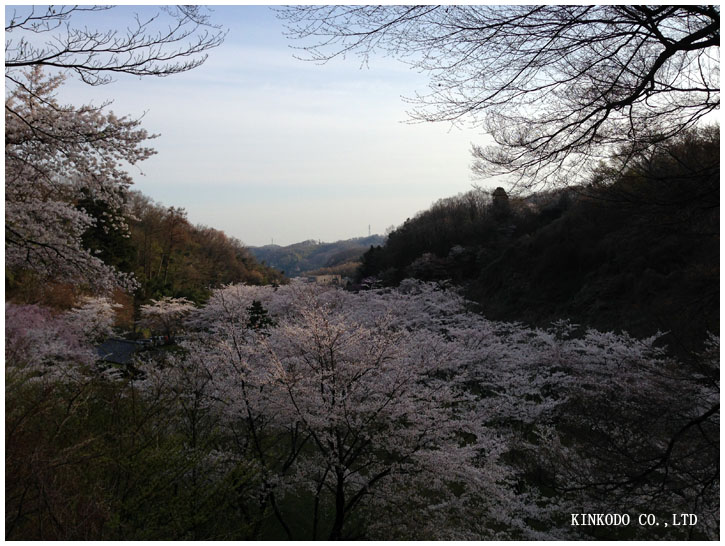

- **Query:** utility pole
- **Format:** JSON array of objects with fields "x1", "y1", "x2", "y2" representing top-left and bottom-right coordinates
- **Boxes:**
[{"x1": 368, "y1": 224, "x2": 371, "y2": 237}]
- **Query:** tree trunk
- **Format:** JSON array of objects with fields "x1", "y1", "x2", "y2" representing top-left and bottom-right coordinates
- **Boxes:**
[{"x1": 328, "y1": 469, "x2": 345, "y2": 540}]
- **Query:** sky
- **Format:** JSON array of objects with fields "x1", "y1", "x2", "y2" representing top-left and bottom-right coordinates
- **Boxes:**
[{"x1": 8, "y1": 5, "x2": 497, "y2": 247}]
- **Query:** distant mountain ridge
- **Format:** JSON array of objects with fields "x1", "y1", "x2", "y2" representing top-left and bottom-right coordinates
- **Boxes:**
[{"x1": 249, "y1": 235, "x2": 385, "y2": 277}]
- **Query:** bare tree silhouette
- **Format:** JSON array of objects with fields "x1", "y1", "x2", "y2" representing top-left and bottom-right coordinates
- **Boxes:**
[{"x1": 279, "y1": 5, "x2": 719, "y2": 187}]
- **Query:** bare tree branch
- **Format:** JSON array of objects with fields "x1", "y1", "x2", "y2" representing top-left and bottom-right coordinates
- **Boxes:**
[
  {"x1": 5, "y1": 5, "x2": 227, "y2": 86},
  {"x1": 278, "y1": 5, "x2": 719, "y2": 188}
]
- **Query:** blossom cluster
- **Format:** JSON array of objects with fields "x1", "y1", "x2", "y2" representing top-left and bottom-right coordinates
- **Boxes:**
[{"x1": 5, "y1": 67, "x2": 153, "y2": 292}]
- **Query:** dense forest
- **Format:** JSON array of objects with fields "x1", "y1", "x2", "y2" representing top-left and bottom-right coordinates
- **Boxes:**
[{"x1": 358, "y1": 127, "x2": 719, "y2": 359}]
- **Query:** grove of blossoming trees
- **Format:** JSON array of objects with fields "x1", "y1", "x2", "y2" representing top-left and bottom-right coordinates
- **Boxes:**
[
  {"x1": 6, "y1": 281, "x2": 719, "y2": 539},
  {"x1": 9, "y1": 281, "x2": 714, "y2": 539},
  {"x1": 171, "y1": 283, "x2": 521, "y2": 539}
]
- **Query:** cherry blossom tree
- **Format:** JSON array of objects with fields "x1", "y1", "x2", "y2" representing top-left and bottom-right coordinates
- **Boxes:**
[
  {"x1": 5, "y1": 67, "x2": 153, "y2": 292},
  {"x1": 161, "y1": 283, "x2": 522, "y2": 539},
  {"x1": 446, "y1": 317, "x2": 719, "y2": 538},
  {"x1": 6, "y1": 295, "x2": 121, "y2": 376},
  {"x1": 139, "y1": 296, "x2": 196, "y2": 341},
  {"x1": 65, "y1": 296, "x2": 122, "y2": 343},
  {"x1": 5, "y1": 6, "x2": 225, "y2": 295},
  {"x1": 6, "y1": 303, "x2": 95, "y2": 377}
]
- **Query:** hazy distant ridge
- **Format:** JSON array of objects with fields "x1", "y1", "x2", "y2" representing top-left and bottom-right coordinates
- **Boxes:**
[{"x1": 249, "y1": 235, "x2": 385, "y2": 277}]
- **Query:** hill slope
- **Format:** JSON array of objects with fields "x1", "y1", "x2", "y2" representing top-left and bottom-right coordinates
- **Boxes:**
[
  {"x1": 357, "y1": 127, "x2": 719, "y2": 357},
  {"x1": 250, "y1": 235, "x2": 385, "y2": 277}
]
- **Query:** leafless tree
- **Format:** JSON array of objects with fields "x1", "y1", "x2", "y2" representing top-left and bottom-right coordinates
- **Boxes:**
[
  {"x1": 279, "y1": 5, "x2": 719, "y2": 188},
  {"x1": 5, "y1": 5, "x2": 226, "y2": 87}
]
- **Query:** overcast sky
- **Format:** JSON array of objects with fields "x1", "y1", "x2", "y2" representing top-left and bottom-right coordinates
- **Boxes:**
[{"x1": 20, "y1": 5, "x2": 496, "y2": 247}]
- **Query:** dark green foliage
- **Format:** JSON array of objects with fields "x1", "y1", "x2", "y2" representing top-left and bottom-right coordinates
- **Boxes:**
[
  {"x1": 358, "y1": 127, "x2": 719, "y2": 356},
  {"x1": 247, "y1": 300, "x2": 275, "y2": 331},
  {"x1": 78, "y1": 190, "x2": 136, "y2": 275}
]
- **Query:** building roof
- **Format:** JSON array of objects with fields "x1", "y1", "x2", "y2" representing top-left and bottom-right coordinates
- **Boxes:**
[{"x1": 96, "y1": 339, "x2": 142, "y2": 365}]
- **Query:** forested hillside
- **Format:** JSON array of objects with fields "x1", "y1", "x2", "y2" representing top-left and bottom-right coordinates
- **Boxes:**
[
  {"x1": 7, "y1": 189, "x2": 285, "y2": 323},
  {"x1": 123, "y1": 192, "x2": 285, "y2": 302},
  {"x1": 358, "y1": 127, "x2": 719, "y2": 357},
  {"x1": 250, "y1": 235, "x2": 385, "y2": 277}
]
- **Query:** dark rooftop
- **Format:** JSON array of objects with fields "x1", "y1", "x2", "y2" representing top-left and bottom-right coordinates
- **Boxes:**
[{"x1": 96, "y1": 339, "x2": 142, "y2": 365}]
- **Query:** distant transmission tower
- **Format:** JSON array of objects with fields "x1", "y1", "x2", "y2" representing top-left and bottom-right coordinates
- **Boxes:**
[{"x1": 368, "y1": 224, "x2": 371, "y2": 236}]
